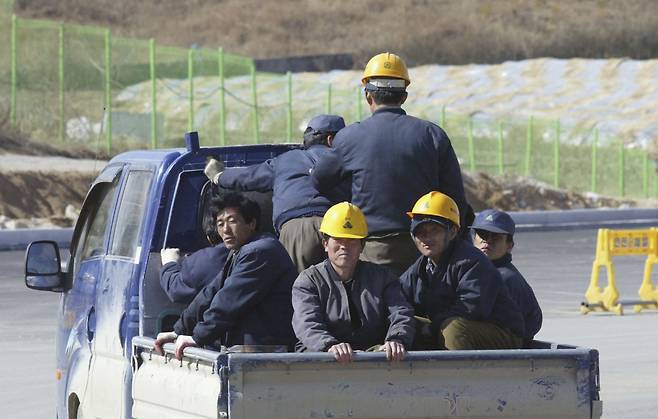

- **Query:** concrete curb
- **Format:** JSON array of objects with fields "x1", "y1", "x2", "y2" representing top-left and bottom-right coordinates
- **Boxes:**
[
  {"x1": 511, "y1": 208, "x2": 658, "y2": 232},
  {"x1": 0, "y1": 228, "x2": 73, "y2": 251},
  {"x1": 0, "y1": 208, "x2": 657, "y2": 251}
]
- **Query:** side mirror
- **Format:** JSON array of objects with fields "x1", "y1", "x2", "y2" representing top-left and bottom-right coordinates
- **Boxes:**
[{"x1": 25, "y1": 241, "x2": 64, "y2": 292}]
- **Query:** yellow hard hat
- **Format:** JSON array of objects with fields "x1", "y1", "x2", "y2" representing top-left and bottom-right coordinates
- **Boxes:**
[
  {"x1": 361, "y1": 52, "x2": 411, "y2": 86},
  {"x1": 320, "y1": 202, "x2": 368, "y2": 239},
  {"x1": 407, "y1": 191, "x2": 460, "y2": 228}
]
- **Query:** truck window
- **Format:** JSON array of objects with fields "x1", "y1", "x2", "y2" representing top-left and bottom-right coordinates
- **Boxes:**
[
  {"x1": 110, "y1": 170, "x2": 153, "y2": 259},
  {"x1": 71, "y1": 177, "x2": 120, "y2": 279}
]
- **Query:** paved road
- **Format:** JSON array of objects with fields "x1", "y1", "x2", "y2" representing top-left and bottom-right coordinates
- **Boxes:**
[{"x1": 1, "y1": 229, "x2": 657, "y2": 418}]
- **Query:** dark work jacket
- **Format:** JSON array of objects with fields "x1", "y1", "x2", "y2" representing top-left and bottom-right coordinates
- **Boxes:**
[
  {"x1": 311, "y1": 107, "x2": 467, "y2": 235},
  {"x1": 292, "y1": 260, "x2": 415, "y2": 351},
  {"x1": 219, "y1": 145, "x2": 349, "y2": 232},
  {"x1": 400, "y1": 239, "x2": 525, "y2": 338},
  {"x1": 173, "y1": 233, "x2": 297, "y2": 349},
  {"x1": 492, "y1": 253, "x2": 543, "y2": 341},
  {"x1": 160, "y1": 244, "x2": 230, "y2": 304}
]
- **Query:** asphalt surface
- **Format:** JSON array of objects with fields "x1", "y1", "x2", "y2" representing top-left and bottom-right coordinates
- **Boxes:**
[{"x1": 1, "y1": 229, "x2": 657, "y2": 418}]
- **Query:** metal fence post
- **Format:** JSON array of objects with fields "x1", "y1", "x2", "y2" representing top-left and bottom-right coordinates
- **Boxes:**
[
  {"x1": 250, "y1": 62, "x2": 260, "y2": 144},
  {"x1": 619, "y1": 139, "x2": 625, "y2": 197},
  {"x1": 554, "y1": 119, "x2": 560, "y2": 188},
  {"x1": 591, "y1": 128, "x2": 598, "y2": 193},
  {"x1": 440, "y1": 105, "x2": 446, "y2": 128},
  {"x1": 525, "y1": 116, "x2": 533, "y2": 176},
  {"x1": 356, "y1": 86, "x2": 363, "y2": 121},
  {"x1": 467, "y1": 117, "x2": 475, "y2": 172},
  {"x1": 326, "y1": 83, "x2": 332, "y2": 114},
  {"x1": 104, "y1": 28, "x2": 112, "y2": 154},
  {"x1": 58, "y1": 22, "x2": 65, "y2": 143},
  {"x1": 10, "y1": 14, "x2": 17, "y2": 126},
  {"x1": 188, "y1": 48, "x2": 194, "y2": 133},
  {"x1": 218, "y1": 47, "x2": 226, "y2": 146},
  {"x1": 497, "y1": 120, "x2": 504, "y2": 175},
  {"x1": 149, "y1": 39, "x2": 157, "y2": 148},
  {"x1": 286, "y1": 71, "x2": 292, "y2": 142}
]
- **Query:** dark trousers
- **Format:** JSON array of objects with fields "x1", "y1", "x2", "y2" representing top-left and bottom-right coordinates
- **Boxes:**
[
  {"x1": 279, "y1": 216, "x2": 325, "y2": 273},
  {"x1": 360, "y1": 232, "x2": 419, "y2": 276}
]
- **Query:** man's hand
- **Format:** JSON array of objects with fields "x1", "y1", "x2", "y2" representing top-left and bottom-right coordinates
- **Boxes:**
[
  {"x1": 160, "y1": 248, "x2": 180, "y2": 265},
  {"x1": 204, "y1": 158, "x2": 225, "y2": 184},
  {"x1": 381, "y1": 340, "x2": 406, "y2": 362},
  {"x1": 154, "y1": 331, "x2": 178, "y2": 355},
  {"x1": 174, "y1": 335, "x2": 199, "y2": 360},
  {"x1": 328, "y1": 342, "x2": 353, "y2": 363}
]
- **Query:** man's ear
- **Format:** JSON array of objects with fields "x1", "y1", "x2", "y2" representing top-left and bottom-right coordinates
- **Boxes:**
[
  {"x1": 365, "y1": 91, "x2": 373, "y2": 106},
  {"x1": 326, "y1": 134, "x2": 334, "y2": 147},
  {"x1": 506, "y1": 237, "x2": 515, "y2": 253},
  {"x1": 448, "y1": 226, "x2": 459, "y2": 241},
  {"x1": 400, "y1": 91, "x2": 408, "y2": 105}
]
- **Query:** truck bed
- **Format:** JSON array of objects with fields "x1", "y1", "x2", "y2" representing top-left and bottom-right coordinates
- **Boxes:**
[{"x1": 132, "y1": 336, "x2": 602, "y2": 419}]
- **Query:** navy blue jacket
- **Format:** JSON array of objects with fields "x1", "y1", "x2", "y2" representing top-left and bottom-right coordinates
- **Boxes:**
[
  {"x1": 311, "y1": 107, "x2": 467, "y2": 235},
  {"x1": 492, "y1": 253, "x2": 543, "y2": 341},
  {"x1": 173, "y1": 233, "x2": 297, "y2": 349},
  {"x1": 160, "y1": 244, "x2": 230, "y2": 304},
  {"x1": 219, "y1": 145, "x2": 349, "y2": 232},
  {"x1": 400, "y1": 239, "x2": 524, "y2": 338}
]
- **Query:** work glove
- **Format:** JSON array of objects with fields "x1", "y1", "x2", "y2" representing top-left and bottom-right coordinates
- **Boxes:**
[
  {"x1": 204, "y1": 158, "x2": 225, "y2": 184},
  {"x1": 160, "y1": 248, "x2": 181, "y2": 265}
]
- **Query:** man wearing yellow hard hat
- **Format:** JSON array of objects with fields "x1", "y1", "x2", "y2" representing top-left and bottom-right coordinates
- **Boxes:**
[
  {"x1": 311, "y1": 52, "x2": 469, "y2": 276},
  {"x1": 292, "y1": 202, "x2": 415, "y2": 363},
  {"x1": 399, "y1": 191, "x2": 524, "y2": 350}
]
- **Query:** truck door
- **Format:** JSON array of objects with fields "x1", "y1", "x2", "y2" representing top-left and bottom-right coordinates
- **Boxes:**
[
  {"x1": 60, "y1": 165, "x2": 122, "y2": 419},
  {"x1": 86, "y1": 168, "x2": 154, "y2": 419}
]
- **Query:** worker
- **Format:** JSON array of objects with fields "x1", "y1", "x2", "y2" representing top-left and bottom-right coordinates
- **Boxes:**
[
  {"x1": 311, "y1": 52, "x2": 470, "y2": 276},
  {"x1": 292, "y1": 202, "x2": 415, "y2": 363},
  {"x1": 472, "y1": 209, "x2": 543, "y2": 345},
  {"x1": 159, "y1": 206, "x2": 229, "y2": 304},
  {"x1": 204, "y1": 114, "x2": 349, "y2": 273},
  {"x1": 154, "y1": 192, "x2": 298, "y2": 360},
  {"x1": 400, "y1": 191, "x2": 524, "y2": 350}
]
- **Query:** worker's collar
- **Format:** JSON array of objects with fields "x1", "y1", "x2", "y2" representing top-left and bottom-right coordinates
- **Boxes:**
[
  {"x1": 491, "y1": 252, "x2": 512, "y2": 268},
  {"x1": 372, "y1": 106, "x2": 406, "y2": 116}
]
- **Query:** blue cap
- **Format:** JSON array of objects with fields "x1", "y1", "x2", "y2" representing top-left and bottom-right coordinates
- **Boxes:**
[
  {"x1": 410, "y1": 215, "x2": 451, "y2": 235},
  {"x1": 307, "y1": 114, "x2": 346, "y2": 133},
  {"x1": 471, "y1": 209, "x2": 515, "y2": 235}
]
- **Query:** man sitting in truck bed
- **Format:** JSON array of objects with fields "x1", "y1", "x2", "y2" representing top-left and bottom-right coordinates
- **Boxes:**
[
  {"x1": 471, "y1": 209, "x2": 543, "y2": 346},
  {"x1": 400, "y1": 192, "x2": 525, "y2": 350},
  {"x1": 159, "y1": 206, "x2": 230, "y2": 304},
  {"x1": 292, "y1": 202, "x2": 415, "y2": 363},
  {"x1": 154, "y1": 192, "x2": 298, "y2": 359}
]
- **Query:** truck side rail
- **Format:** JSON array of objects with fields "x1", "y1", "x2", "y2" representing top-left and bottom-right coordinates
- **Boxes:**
[{"x1": 132, "y1": 336, "x2": 602, "y2": 419}]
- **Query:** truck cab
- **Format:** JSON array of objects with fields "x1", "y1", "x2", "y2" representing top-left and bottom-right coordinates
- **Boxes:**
[{"x1": 25, "y1": 133, "x2": 602, "y2": 419}]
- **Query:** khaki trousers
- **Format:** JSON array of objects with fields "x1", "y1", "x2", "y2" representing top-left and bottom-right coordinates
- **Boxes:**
[
  {"x1": 413, "y1": 316, "x2": 523, "y2": 350},
  {"x1": 359, "y1": 233, "x2": 419, "y2": 276},
  {"x1": 279, "y1": 216, "x2": 325, "y2": 273}
]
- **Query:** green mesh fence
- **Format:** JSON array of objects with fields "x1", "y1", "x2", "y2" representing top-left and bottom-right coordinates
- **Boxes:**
[{"x1": 0, "y1": 4, "x2": 655, "y2": 199}]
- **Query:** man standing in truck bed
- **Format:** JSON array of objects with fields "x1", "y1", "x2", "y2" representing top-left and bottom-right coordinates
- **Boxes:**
[
  {"x1": 154, "y1": 192, "x2": 298, "y2": 359},
  {"x1": 311, "y1": 53, "x2": 469, "y2": 275},
  {"x1": 204, "y1": 114, "x2": 349, "y2": 273}
]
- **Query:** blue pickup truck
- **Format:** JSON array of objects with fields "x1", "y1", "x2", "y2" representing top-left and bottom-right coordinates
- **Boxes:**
[{"x1": 25, "y1": 133, "x2": 603, "y2": 419}]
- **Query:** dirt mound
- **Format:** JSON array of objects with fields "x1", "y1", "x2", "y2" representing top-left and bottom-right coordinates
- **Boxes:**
[{"x1": 464, "y1": 172, "x2": 637, "y2": 212}]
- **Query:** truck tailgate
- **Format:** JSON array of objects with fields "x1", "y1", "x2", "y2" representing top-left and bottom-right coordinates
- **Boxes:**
[{"x1": 224, "y1": 349, "x2": 601, "y2": 419}]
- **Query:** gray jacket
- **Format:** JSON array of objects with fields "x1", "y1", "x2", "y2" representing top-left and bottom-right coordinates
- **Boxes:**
[{"x1": 292, "y1": 260, "x2": 415, "y2": 351}]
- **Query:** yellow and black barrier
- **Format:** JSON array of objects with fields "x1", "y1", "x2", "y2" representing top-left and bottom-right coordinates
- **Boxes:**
[{"x1": 581, "y1": 227, "x2": 658, "y2": 315}]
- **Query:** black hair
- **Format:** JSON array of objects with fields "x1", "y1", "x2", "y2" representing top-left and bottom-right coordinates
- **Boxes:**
[
  {"x1": 202, "y1": 206, "x2": 222, "y2": 245},
  {"x1": 368, "y1": 89, "x2": 407, "y2": 106},
  {"x1": 209, "y1": 192, "x2": 261, "y2": 230},
  {"x1": 302, "y1": 127, "x2": 334, "y2": 148}
]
